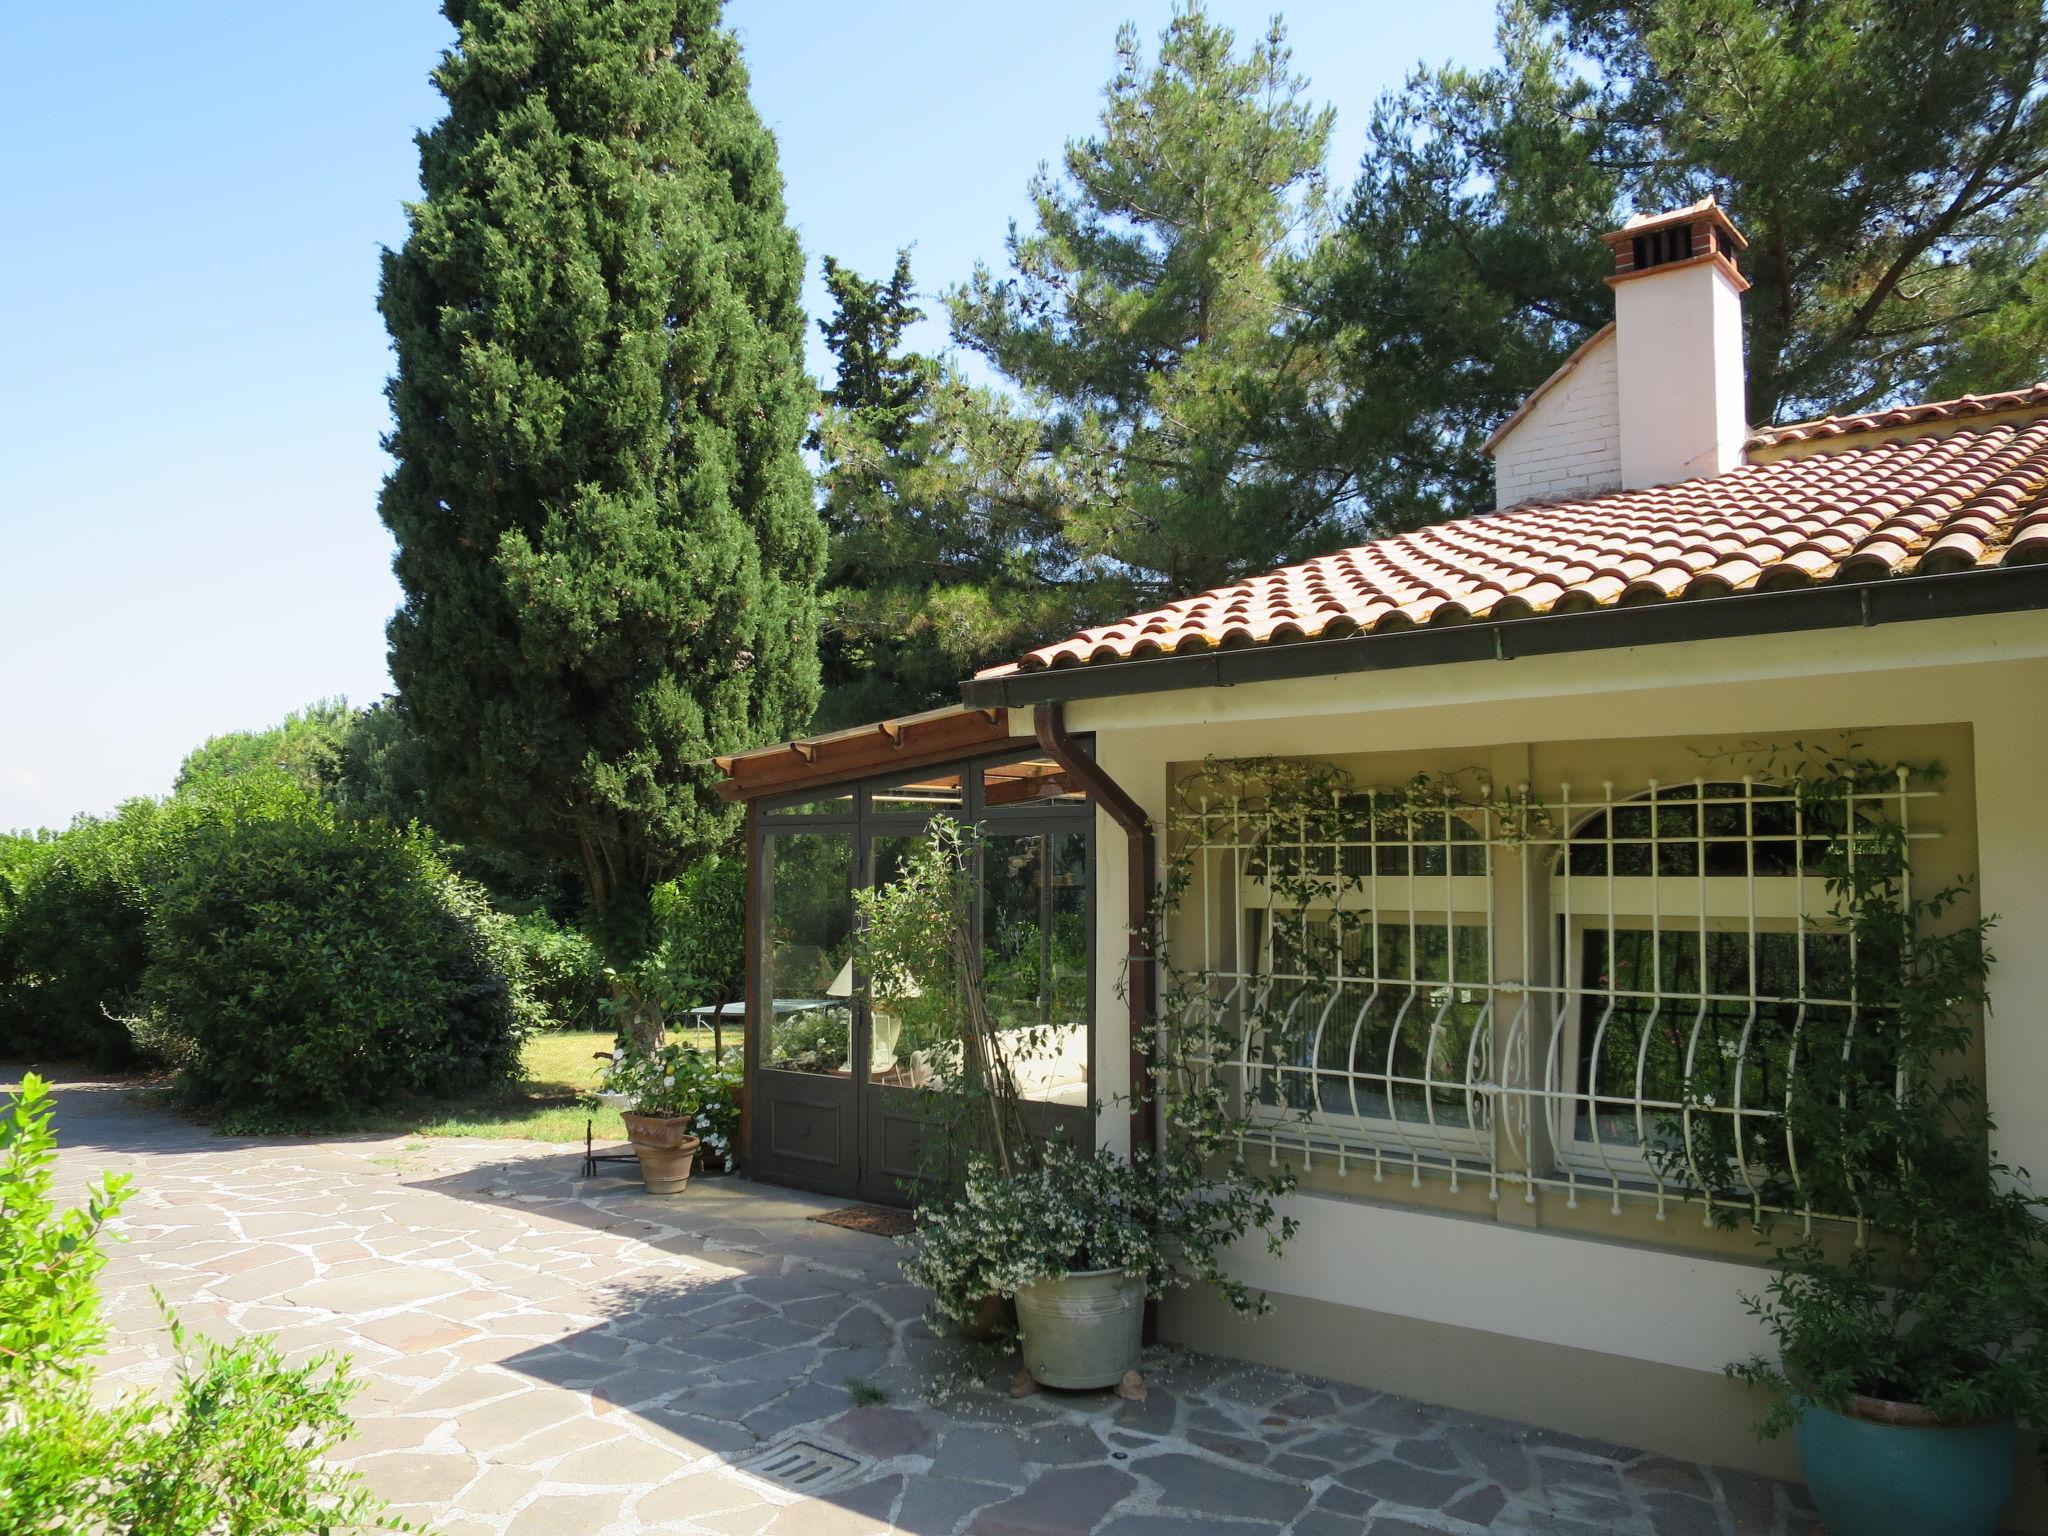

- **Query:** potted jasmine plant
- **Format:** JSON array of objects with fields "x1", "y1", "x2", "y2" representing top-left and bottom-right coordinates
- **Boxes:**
[
  {"x1": 866, "y1": 820, "x2": 1297, "y2": 1387},
  {"x1": 599, "y1": 1040, "x2": 719, "y2": 1194},
  {"x1": 905, "y1": 1146, "x2": 1163, "y2": 1386}
]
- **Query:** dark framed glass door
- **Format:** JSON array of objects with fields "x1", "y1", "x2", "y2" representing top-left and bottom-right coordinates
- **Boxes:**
[
  {"x1": 752, "y1": 821, "x2": 859, "y2": 1195},
  {"x1": 749, "y1": 750, "x2": 1094, "y2": 1204}
]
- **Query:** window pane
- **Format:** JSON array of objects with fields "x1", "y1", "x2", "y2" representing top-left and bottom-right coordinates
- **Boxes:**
[
  {"x1": 1250, "y1": 915, "x2": 1486, "y2": 1132},
  {"x1": 983, "y1": 757, "x2": 1088, "y2": 807},
  {"x1": 869, "y1": 770, "x2": 964, "y2": 812},
  {"x1": 767, "y1": 793, "x2": 853, "y2": 816},
  {"x1": 763, "y1": 830, "x2": 853, "y2": 1074},
  {"x1": 1564, "y1": 782, "x2": 1842, "y2": 877},
  {"x1": 867, "y1": 834, "x2": 950, "y2": 1084},
  {"x1": 1573, "y1": 927, "x2": 1855, "y2": 1167},
  {"x1": 982, "y1": 831, "x2": 1090, "y2": 1104}
]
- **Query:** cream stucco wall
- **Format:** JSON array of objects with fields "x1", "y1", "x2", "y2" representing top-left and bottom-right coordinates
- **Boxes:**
[
  {"x1": 1613, "y1": 257, "x2": 1748, "y2": 487},
  {"x1": 1067, "y1": 609, "x2": 2048, "y2": 1508}
]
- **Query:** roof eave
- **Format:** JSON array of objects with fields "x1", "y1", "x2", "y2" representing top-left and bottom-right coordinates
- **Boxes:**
[{"x1": 959, "y1": 564, "x2": 2048, "y2": 712}]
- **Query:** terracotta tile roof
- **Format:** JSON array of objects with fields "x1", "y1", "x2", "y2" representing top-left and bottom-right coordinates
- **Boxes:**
[
  {"x1": 996, "y1": 414, "x2": 2048, "y2": 675},
  {"x1": 1747, "y1": 383, "x2": 2048, "y2": 448}
]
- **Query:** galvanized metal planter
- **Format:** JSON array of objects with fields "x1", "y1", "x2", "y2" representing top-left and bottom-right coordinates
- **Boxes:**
[{"x1": 1014, "y1": 1268, "x2": 1145, "y2": 1389}]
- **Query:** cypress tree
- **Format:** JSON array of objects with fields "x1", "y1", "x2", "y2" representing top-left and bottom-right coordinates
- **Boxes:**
[{"x1": 378, "y1": 0, "x2": 820, "y2": 986}]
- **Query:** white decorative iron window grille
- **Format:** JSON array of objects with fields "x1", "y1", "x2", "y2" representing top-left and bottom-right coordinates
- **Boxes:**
[{"x1": 1175, "y1": 768, "x2": 1938, "y2": 1228}]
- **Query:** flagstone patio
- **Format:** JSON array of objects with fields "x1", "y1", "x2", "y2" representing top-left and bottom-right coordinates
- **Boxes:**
[{"x1": 30, "y1": 1069, "x2": 1822, "y2": 1536}]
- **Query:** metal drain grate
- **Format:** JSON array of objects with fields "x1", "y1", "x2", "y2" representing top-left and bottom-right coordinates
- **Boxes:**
[{"x1": 740, "y1": 1438, "x2": 869, "y2": 1495}]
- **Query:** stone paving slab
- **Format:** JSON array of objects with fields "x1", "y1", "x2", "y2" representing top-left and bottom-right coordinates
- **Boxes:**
[{"x1": 23, "y1": 1068, "x2": 1824, "y2": 1536}]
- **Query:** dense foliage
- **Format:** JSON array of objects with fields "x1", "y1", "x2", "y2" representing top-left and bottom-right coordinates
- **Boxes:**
[
  {"x1": 378, "y1": 0, "x2": 822, "y2": 988},
  {"x1": 810, "y1": 253, "x2": 1106, "y2": 727},
  {"x1": 503, "y1": 909, "x2": 607, "y2": 1032},
  {"x1": 142, "y1": 794, "x2": 526, "y2": 1126},
  {"x1": 948, "y1": 6, "x2": 1338, "y2": 602},
  {"x1": 0, "y1": 766, "x2": 531, "y2": 1126},
  {"x1": 174, "y1": 699, "x2": 354, "y2": 800},
  {"x1": 1298, "y1": 0, "x2": 2048, "y2": 525},
  {"x1": 0, "y1": 1076, "x2": 406, "y2": 1534},
  {"x1": 0, "y1": 804, "x2": 162, "y2": 1062}
]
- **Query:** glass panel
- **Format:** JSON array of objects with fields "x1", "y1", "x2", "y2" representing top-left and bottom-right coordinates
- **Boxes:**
[
  {"x1": 868, "y1": 769, "x2": 964, "y2": 813},
  {"x1": 866, "y1": 834, "x2": 950, "y2": 1085},
  {"x1": 762, "y1": 830, "x2": 854, "y2": 1074},
  {"x1": 1248, "y1": 914, "x2": 1486, "y2": 1129},
  {"x1": 766, "y1": 793, "x2": 853, "y2": 816},
  {"x1": 982, "y1": 756, "x2": 1088, "y2": 808},
  {"x1": 1573, "y1": 927, "x2": 1855, "y2": 1157},
  {"x1": 982, "y1": 831, "x2": 1090, "y2": 1104},
  {"x1": 1564, "y1": 782, "x2": 1843, "y2": 877}
]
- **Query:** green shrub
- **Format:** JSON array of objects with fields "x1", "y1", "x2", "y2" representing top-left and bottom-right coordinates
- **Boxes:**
[
  {"x1": 0, "y1": 804, "x2": 162, "y2": 1063},
  {"x1": 0, "y1": 1074, "x2": 408, "y2": 1534},
  {"x1": 653, "y1": 856, "x2": 745, "y2": 1001},
  {"x1": 0, "y1": 774, "x2": 313, "y2": 1065},
  {"x1": 174, "y1": 698, "x2": 354, "y2": 799},
  {"x1": 144, "y1": 796, "x2": 526, "y2": 1125},
  {"x1": 504, "y1": 910, "x2": 606, "y2": 1029}
]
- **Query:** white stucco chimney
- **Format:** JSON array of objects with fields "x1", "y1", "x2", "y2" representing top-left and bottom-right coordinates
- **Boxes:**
[{"x1": 1484, "y1": 199, "x2": 1749, "y2": 508}]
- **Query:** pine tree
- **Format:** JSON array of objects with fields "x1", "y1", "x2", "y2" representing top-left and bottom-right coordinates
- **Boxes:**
[
  {"x1": 811, "y1": 252, "x2": 1118, "y2": 728},
  {"x1": 1303, "y1": 0, "x2": 2048, "y2": 524},
  {"x1": 378, "y1": 0, "x2": 820, "y2": 986},
  {"x1": 949, "y1": 3, "x2": 1339, "y2": 602}
]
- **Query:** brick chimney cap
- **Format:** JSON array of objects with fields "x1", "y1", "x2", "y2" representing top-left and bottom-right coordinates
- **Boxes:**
[{"x1": 1603, "y1": 196, "x2": 1747, "y2": 253}]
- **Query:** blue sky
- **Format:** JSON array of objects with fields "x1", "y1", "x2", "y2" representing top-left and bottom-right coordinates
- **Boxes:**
[{"x1": 0, "y1": 1, "x2": 1499, "y2": 833}]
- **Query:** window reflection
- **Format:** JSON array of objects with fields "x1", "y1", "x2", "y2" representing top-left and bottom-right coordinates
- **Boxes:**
[
  {"x1": 763, "y1": 831, "x2": 853, "y2": 1074},
  {"x1": 767, "y1": 793, "x2": 853, "y2": 816},
  {"x1": 869, "y1": 770, "x2": 964, "y2": 812},
  {"x1": 866, "y1": 835, "x2": 947, "y2": 1084},
  {"x1": 983, "y1": 757, "x2": 1088, "y2": 807},
  {"x1": 982, "y1": 832, "x2": 1090, "y2": 1104}
]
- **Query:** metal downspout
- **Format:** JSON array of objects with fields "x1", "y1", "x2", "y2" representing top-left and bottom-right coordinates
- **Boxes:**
[{"x1": 1032, "y1": 702, "x2": 1158, "y2": 1163}]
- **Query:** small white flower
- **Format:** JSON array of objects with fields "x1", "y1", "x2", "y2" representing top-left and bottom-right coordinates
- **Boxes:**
[{"x1": 663, "y1": 1074, "x2": 675, "y2": 1088}]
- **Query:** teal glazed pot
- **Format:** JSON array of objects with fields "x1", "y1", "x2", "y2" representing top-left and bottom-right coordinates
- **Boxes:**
[{"x1": 1797, "y1": 1395, "x2": 2014, "y2": 1536}]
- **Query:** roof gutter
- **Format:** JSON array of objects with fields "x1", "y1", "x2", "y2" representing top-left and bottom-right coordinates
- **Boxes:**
[
  {"x1": 963, "y1": 564, "x2": 2048, "y2": 710},
  {"x1": 1032, "y1": 702, "x2": 1157, "y2": 1168}
]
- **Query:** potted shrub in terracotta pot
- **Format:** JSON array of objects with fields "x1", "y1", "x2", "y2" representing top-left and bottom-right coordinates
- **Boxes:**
[{"x1": 599, "y1": 1041, "x2": 719, "y2": 1194}]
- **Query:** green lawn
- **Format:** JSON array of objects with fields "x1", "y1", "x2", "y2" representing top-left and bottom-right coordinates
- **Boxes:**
[{"x1": 143, "y1": 1027, "x2": 735, "y2": 1143}]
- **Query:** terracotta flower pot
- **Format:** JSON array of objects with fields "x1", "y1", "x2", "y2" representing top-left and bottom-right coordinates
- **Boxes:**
[
  {"x1": 622, "y1": 1113, "x2": 701, "y2": 1195},
  {"x1": 959, "y1": 1293, "x2": 1014, "y2": 1343}
]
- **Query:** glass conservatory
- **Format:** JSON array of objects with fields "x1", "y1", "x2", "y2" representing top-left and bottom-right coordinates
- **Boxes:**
[{"x1": 719, "y1": 707, "x2": 1097, "y2": 1202}]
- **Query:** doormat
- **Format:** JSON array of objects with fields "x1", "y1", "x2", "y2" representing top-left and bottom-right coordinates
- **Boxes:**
[{"x1": 808, "y1": 1204, "x2": 913, "y2": 1238}]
